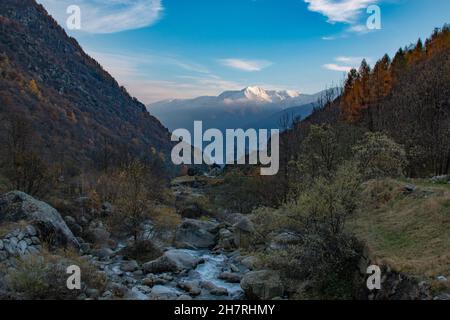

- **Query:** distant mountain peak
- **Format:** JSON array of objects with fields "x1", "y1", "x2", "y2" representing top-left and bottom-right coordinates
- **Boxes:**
[{"x1": 217, "y1": 86, "x2": 301, "y2": 105}]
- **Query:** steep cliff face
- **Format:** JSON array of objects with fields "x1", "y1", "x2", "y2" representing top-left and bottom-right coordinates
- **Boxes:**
[{"x1": 0, "y1": 0, "x2": 172, "y2": 165}]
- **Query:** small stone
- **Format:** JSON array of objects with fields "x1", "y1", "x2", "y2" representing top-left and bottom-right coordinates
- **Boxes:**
[
  {"x1": 437, "y1": 276, "x2": 448, "y2": 282},
  {"x1": 219, "y1": 272, "x2": 242, "y2": 283},
  {"x1": 133, "y1": 270, "x2": 144, "y2": 277},
  {"x1": 230, "y1": 264, "x2": 240, "y2": 273},
  {"x1": 201, "y1": 281, "x2": 228, "y2": 296},
  {"x1": 10, "y1": 237, "x2": 18, "y2": 247},
  {"x1": 0, "y1": 240, "x2": 3, "y2": 250},
  {"x1": 31, "y1": 237, "x2": 40, "y2": 245},
  {"x1": 25, "y1": 238, "x2": 33, "y2": 246},
  {"x1": 0, "y1": 251, "x2": 8, "y2": 261},
  {"x1": 27, "y1": 246, "x2": 39, "y2": 255},
  {"x1": 25, "y1": 225, "x2": 38, "y2": 237},
  {"x1": 18, "y1": 240, "x2": 28, "y2": 254},
  {"x1": 4, "y1": 241, "x2": 16, "y2": 255},
  {"x1": 121, "y1": 260, "x2": 139, "y2": 272},
  {"x1": 17, "y1": 231, "x2": 25, "y2": 241}
]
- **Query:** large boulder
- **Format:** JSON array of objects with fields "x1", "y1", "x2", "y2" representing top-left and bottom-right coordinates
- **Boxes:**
[
  {"x1": 240, "y1": 270, "x2": 284, "y2": 300},
  {"x1": 174, "y1": 219, "x2": 218, "y2": 249},
  {"x1": 143, "y1": 249, "x2": 200, "y2": 274},
  {"x1": 0, "y1": 191, "x2": 79, "y2": 248}
]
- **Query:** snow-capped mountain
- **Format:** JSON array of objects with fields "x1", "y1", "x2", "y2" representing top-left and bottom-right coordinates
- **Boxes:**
[
  {"x1": 217, "y1": 86, "x2": 301, "y2": 105},
  {"x1": 147, "y1": 86, "x2": 329, "y2": 133}
]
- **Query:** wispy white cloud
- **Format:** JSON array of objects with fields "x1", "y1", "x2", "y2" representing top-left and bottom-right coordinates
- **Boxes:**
[
  {"x1": 323, "y1": 55, "x2": 369, "y2": 72},
  {"x1": 304, "y1": 0, "x2": 378, "y2": 23},
  {"x1": 323, "y1": 63, "x2": 353, "y2": 72},
  {"x1": 88, "y1": 51, "x2": 246, "y2": 103},
  {"x1": 37, "y1": 0, "x2": 163, "y2": 34},
  {"x1": 219, "y1": 58, "x2": 273, "y2": 72}
]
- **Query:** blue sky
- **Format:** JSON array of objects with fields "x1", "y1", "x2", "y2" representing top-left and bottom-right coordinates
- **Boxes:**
[{"x1": 38, "y1": 0, "x2": 450, "y2": 103}]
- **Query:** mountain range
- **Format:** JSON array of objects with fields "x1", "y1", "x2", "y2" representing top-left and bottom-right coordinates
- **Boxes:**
[{"x1": 148, "y1": 86, "x2": 330, "y2": 133}]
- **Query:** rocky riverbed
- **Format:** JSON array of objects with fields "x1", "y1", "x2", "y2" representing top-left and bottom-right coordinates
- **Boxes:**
[{"x1": 0, "y1": 178, "x2": 277, "y2": 300}]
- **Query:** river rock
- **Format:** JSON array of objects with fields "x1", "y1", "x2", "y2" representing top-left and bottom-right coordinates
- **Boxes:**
[
  {"x1": 201, "y1": 281, "x2": 228, "y2": 296},
  {"x1": 240, "y1": 256, "x2": 257, "y2": 270},
  {"x1": 174, "y1": 219, "x2": 218, "y2": 249},
  {"x1": 219, "y1": 272, "x2": 242, "y2": 283},
  {"x1": 143, "y1": 249, "x2": 200, "y2": 274},
  {"x1": 240, "y1": 270, "x2": 284, "y2": 300},
  {"x1": 0, "y1": 191, "x2": 79, "y2": 248},
  {"x1": 177, "y1": 280, "x2": 202, "y2": 296},
  {"x1": 150, "y1": 285, "x2": 181, "y2": 300},
  {"x1": 121, "y1": 260, "x2": 139, "y2": 272}
]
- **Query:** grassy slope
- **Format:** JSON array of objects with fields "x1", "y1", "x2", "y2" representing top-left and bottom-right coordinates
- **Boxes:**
[{"x1": 348, "y1": 179, "x2": 450, "y2": 281}]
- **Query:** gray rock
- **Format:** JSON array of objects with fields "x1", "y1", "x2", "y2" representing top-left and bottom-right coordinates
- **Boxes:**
[
  {"x1": 219, "y1": 272, "x2": 242, "y2": 283},
  {"x1": 174, "y1": 219, "x2": 218, "y2": 249},
  {"x1": 25, "y1": 225, "x2": 37, "y2": 237},
  {"x1": 269, "y1": 232, "x2": 301, "y2": 250},
  {"x1": 121, "y1": 260, "x2": 139, "y2": 272},
  {"x1": 85, "y1": 223, "x2": 110, "y2": 245},
  {"x1": 0, "y1": 240, "x2": 3, "y2": 250},
  {"x1": 31, "y1": 236, "x2": 40, "y2": 245},
  {"x1": 177, "y1": 280, "x2": 201, "y2": 296},
  {"x1": 201, "y1": 281, "x2": 228, "y2": 296},
  {"x1": 0, "y1": 250, "x2": 8, "y2": 261},
  {"x1": 18, "y1": 240, "x2": 28, "y2": 254},
  {"x1": 437, "y1": 275, "x2": 448, "y2": 282},
  {"x1": 143, "y1": 249, "x2": 200, "y2": 274},
  {"x1": 240, "y1": 270, "x2": 284, "y2": 300},
  {"x1": 150, "y1": 285, "x2": 181, "y2": 300},
  {"x1": 233, "y1": 217, "x2": 255, "y2": 233},
  {"x1": 404, "y1": 184, "x2": 417, "y2": 193},
  {"x1": 17, "y1": 231, "x2": 25, "y2": 241},
  {"x1": 4, "y1": 240, "x2": 16, "y2": 255},
  {"x1": 0, "y1": 191, "x2": 79, "y2": 248},
  {"x1": 93, "y1": 247, "x2": 114, "y2": 260},
  {"x1": 65, "y1": 216, "x2": 83, "y2": 235},
  {"x1": 27, "y1": 246, "x2": 39, "y2": 255},
  {"x1": 109, "y1": 283, "x2": 128, "y2": 298}
]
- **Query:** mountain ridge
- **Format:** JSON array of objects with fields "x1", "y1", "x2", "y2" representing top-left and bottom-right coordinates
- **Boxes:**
[
  {"x1": 148, "y1": 86, "x2": 329, "y2": 132},
  {"x1": 0, "y1": 0, "x2": 173, "y2": 167}
]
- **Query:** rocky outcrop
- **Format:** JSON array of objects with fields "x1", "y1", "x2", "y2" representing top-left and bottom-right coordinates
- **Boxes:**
[
  {"x1": 174, "y1": 219, "x2": 218, "y2": 249},
  {"x1": 0, "y1": 226, "x2": 41, "y2": 262},
  {"x1": 240, "y1": 270, "x2": 284, "y2": 300},
  {"x1": 143, "y1": 249, "x2": 201, "y2": 274},
  {"x1": 0, "y1": 191, "x2": 79, "y2": 248}
]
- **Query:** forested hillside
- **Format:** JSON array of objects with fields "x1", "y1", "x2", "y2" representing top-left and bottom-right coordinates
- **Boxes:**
[{"x1": 0, "y1": 0, "x2": 172, "y2": 170}]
